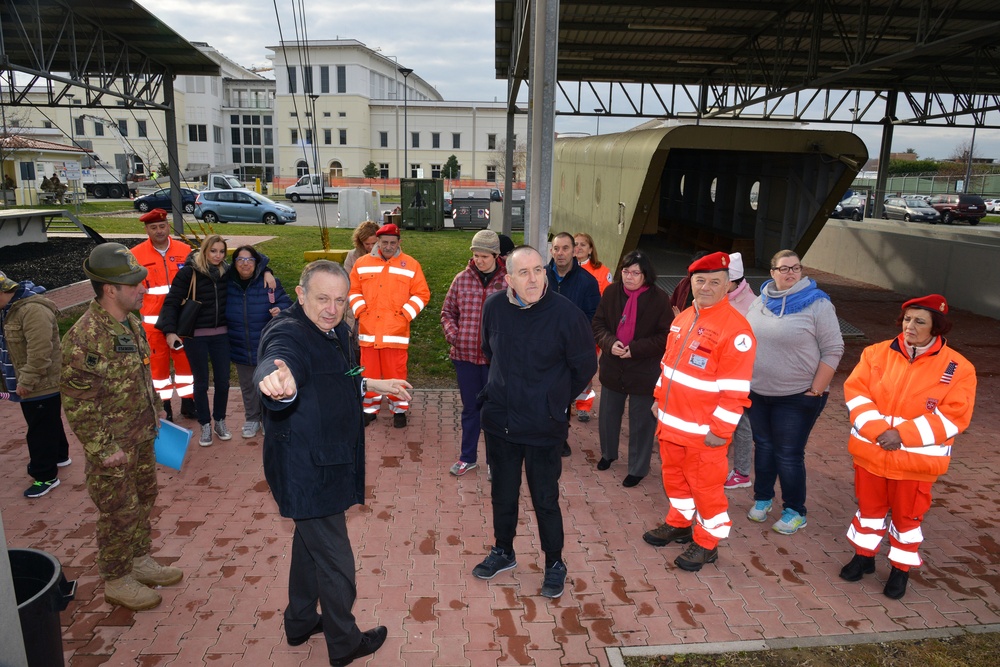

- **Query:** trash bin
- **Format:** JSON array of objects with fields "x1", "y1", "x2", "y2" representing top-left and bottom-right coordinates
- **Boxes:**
[{"x1": 10, "y1": 548, "x2": 76, "y2": 667}]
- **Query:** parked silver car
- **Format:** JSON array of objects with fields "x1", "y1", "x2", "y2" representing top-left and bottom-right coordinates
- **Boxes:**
[
  {"x1": 194, "y1": 189, "x2": 296, "y2": 225},
  {"x1": 882, "y1": 197, "x2": 940, "y2": 223}
]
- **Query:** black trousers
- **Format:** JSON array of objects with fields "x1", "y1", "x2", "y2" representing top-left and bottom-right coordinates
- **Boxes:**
[
  {"x1": 287, "y1": 513, "x2": 362, "y2": 660},
  {"x1": 486, "y1": 432, "x2": 564, "y2": 559},
  {"x1": 21, "y1": 393, "x2": 70, "y2": 482}
]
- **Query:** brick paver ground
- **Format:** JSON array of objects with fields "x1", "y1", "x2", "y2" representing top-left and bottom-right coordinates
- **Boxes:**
[{"x1": 3, "y1": 262, "x2": 998, "y2": 666}]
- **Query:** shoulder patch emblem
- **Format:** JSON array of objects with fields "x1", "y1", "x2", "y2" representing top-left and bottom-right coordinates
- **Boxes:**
[
  {"x1": 734, "y1": 334, "x2": 753, "y2": 352},
  {"x1": 85, "y1": 352, "x2": 99, "y2": 369}
]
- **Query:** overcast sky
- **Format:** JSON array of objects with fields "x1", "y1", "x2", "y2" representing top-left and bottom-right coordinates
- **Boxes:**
[{"x1": 140, "y1": 0, "x2": 1000, "y2": 164}]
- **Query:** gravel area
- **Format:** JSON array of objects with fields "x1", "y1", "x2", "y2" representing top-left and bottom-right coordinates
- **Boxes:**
[{"x1": 0, "y1": 237, "x2": 142, "y2": 290}]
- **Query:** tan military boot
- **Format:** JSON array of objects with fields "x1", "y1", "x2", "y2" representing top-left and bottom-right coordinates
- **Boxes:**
[
  {"x1": 104, "y1": 574, "x2": 162, "y2": 610},
  {"x1": 132, "y1": 554, "x2": 183, "y2": 587}
]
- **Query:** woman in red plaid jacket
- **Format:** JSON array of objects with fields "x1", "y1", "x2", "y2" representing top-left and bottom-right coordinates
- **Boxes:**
[{"x1": 441, "y1": 230, "x2": 508, "y2": 477}]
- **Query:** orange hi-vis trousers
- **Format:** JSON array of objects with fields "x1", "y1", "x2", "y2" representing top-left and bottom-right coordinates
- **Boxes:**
[
  {"x1": 144, "y1": 325, "x2": 194, "y2": 401},
  {"x1": 361, "y1": 347, "x2": 409, "y2": 414},
  {"x1": 659, "y1": 439, "x2": 731, "y2": 549}
]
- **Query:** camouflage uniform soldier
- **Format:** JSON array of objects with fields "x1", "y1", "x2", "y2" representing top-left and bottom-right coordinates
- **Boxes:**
[{"x1": 61, "y1": 243, "x2": 183, "y2": 611}]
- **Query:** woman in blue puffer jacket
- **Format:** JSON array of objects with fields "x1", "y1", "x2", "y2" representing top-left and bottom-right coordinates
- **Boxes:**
[{"x1": 226, "y1": 245, "x2": 292, "y2": 439}]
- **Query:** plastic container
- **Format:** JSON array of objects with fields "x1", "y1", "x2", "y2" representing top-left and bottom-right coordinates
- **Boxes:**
[{"x1": 10, "y1": 548, "x2": 76, "y2": 667}]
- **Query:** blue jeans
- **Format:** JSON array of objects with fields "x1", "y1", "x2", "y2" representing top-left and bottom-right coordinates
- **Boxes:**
[
  {"x1": 183, "y1": 333, "x2": 231, "y2": 425},
  {"x1": 454, "y1": 360, "x2": 489, "y2": 464},
  {"x1": 748, "y1": 391, "x2": 828, "y2": 516}
]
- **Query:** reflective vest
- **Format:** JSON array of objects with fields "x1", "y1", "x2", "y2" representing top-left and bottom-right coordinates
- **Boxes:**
[
  {"x1": 579, "y1": 259, "x2": 614, "y2": 295},
  {"x1": 348, "y1": 250, "x2": 431, "y2": 349},
  {"x1": 845, "y1": 334, "x2": 976, "y2": 482},
  {"x1": 131, "y1": 238, "x2": 191, "y2": 327},
  {"x1": 653, "y1": 299, "x2": 755, "y2": 447}
]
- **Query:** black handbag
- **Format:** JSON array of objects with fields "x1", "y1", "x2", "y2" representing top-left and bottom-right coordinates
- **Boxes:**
[{"x1": 174, "y1": 271, "x2": 202, "y2": 338}]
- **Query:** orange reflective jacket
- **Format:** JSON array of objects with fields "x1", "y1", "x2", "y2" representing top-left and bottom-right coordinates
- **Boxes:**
[
  {"x1": 131, "y1": 238, "x2": 192, "y2": 327},
  {"x1": 348, "y1": 250, "x2": 431, "y2": 349}
]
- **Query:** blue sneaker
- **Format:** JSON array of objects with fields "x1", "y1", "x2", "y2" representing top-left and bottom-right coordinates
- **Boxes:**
[
  {"x1": 747, "y1": 500, "x2": 772, "y2": 522},
  {"x1": 541, "y1": 561, "x2": 567, "y2": 598},
  {"x1": 472, "y1": 547, "x2": 516, "y2": 580},
  {"x1": 773, "y1": 508, "x2": 807, "y2": 534}
]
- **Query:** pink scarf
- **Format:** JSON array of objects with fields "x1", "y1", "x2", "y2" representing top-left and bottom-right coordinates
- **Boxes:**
[{"x1": 616, "y1": 284, "x2": 649, "y2": 345}]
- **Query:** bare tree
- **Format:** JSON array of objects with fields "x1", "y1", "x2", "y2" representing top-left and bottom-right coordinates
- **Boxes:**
[
  {"x1": 949, "y1": 139, "x2": 981, "y2": 163},
  {"x1": 486, "y1": 139, "x2": 527, "y2": 185}
]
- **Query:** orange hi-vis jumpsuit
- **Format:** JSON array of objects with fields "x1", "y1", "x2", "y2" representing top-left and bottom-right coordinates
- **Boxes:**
[
  {"x1": 653, "y1": 299, "x2": 755, "y2": 549},
  {"x1": 843, "y1": 334, "x2": 976, "y2": 571},
  {"x1": 349, "y1": 249, "x2": 431, "y2": 414},
  {"x1": 131, "y1": 237, "x2": 194, "y2": 402},
  {"x1": 575, "y1": 259, "x2": 614, "y2": 413}
]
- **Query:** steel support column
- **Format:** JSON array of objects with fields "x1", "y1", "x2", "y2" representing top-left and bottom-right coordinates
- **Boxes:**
[
  {"x1": 525, "y1": 0, "x2": 559, "y2": 250},
  {"x1": 163, "y1": 75, "x2": 183, "y2": 236},
  {"x1": 873, "y1": 91, "x2": 897, "y2": 220},
  {"x1": 503, "y1": 107, "x2": 515, "y2": 235}
]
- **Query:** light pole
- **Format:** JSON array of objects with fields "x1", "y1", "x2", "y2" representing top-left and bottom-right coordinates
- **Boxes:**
[
  {"x1": 398, "y1": 67, "x2": 413, "y2": 179},
  {"x1": 964, "y1": 124, "x2": 978, "y2": 194},
  {"x1": 594, "y1": 107, "x2": 603, "y2": 135}
]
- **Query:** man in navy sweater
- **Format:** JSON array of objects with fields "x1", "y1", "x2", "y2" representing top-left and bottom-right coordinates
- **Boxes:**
[
  {"x1": 546, "y1": 232, "x2": 600, "y2": 455},
  {"x1": 473, "y1": 246, "x2": 597, "y2": 599}
]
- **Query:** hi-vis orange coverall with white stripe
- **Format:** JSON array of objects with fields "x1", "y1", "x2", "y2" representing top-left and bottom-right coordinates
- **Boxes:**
[
  {"x1": 349, "y1": 250, "x2": 431, "y2": 414},
  {"x1": 653, "y1": 299, "x2": 756, "y2": 549},
  {"x1": 843, "y1": 333, "x2": 976, "y2": 570},
  {"x1": 131, "y1": 238, "x2": 194, "y2": 401}
]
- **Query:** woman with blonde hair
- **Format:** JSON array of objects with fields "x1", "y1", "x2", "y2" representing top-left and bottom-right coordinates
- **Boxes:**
[{"x1": 345, "y1": 220, "x2": 380, "y2": 273}]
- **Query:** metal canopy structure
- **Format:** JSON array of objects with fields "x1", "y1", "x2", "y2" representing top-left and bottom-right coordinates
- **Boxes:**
[
  {"x1": 497, "y1": 0, "x2": 1000, "y2": 127},
  {"x1": 1, "y1": 0, "x2": 219, "y2": 110},
  {"x1": 495, "y1": 0, "x2": 1000, "y2": 246}
]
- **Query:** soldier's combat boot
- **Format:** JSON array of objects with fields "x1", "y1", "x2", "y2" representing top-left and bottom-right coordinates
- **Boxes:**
[
  {"x1": 132, "y1": 554, "x2": 183, "y2": 587},
  {"x1": 162, "y1": 400, "x2": 174, "y2": 422},
  {"x1": 104, "y1": 574, "x2": 162, "y2": 611}
]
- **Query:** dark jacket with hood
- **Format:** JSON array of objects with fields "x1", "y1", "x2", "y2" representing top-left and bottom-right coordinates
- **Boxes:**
[
  {"x1": 225, "y1": 253, "x2": 293, "y2": 365},
  {"x1": 157, "y1": 250, "x2": 229, "y2": 335},
  {"x1": 480, "y1": 286, "x2": 597, "y2": 447},
  {"x1": 545, "y1": 257, "x2": 601, "y2": 322},
  {"x1": 255, "y1": 303, "x2": 365, "y2": 520}
]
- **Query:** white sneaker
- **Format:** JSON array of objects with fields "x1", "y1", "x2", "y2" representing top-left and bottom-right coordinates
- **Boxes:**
[
  {"x1": 57, "y1": 457, "x2": 72, "y2": 467},
  {"x1": 214, "y1": 420, "x2": 232, "y2": 441},
  {"x1": 241, "y1": 421, "x2": 260, "y2": 438},
  {"x1": 199, "y1": 423, "x2": 213, "y2": 447}
]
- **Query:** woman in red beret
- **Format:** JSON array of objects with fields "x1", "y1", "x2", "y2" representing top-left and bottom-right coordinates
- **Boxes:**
[{"x1": 840, "y1": 294, "x2": 977, "y2": 599}]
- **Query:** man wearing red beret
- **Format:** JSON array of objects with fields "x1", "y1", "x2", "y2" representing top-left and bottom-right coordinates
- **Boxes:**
[
  {"x1": 644, "y1": 252, "x2": 757, "y2": 571},
  {"x1": 348, "y1": 223, "x2": 431, "y2": 428},
  {"x1": 131, "y1": 208, "x2": 196, "y2": 421}
]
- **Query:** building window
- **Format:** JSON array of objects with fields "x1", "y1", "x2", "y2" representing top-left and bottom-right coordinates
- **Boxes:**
[
  {"x1": 243, "y1": 128, "x2": 253, "y2": 145},
  {"x1": 431, "y1": 164, "x2": 441, "y2": 178},
  {"x1": 94, "y1": 123, "x2": 104, "y2": 136},
  {"x1": 339, "y1": 111, "x2": 346, "y2": 117},
  {"x1": 213, "y1": 126, "x2": 222, "y2": 144},
  {"x1": 19, "y1": 161, "x2": 35, "y2": 181},
  {"x1": 231, "y1": 114, "x2": 239, "y2": 124},
  {"x1": 410, "y1": 163, "x2": 420, "y2": 178},
  {"x1": 43, "y1": 121, "x2": 52, "y2": 129},
  {"x1": 264, "y1": 128, "x2": 273, "y2": 145},
  {"x1": 488, "y1": 134, "x2": 497, "y2": 150},
  {"x1": 303, "y1": 66, "x2": 313, "y2": 94},
  {"x1": 486, "y1": 166, "x2": 497, "y2": 182},
  {"x1": 232, "y1": 128, "x2": 241, "y2": 145},
  {"x1": 264, "y1": 148, "x2": 274, "y2": 164},
  {"x1": 337, "y1": 66, "x2": 346, "y2": 93},
  {"x1": 287, "y1": 66, "x2": 297, "y2": 94},
  {"x1": 264, "y1": 115, "x2": 272, "y2": 125},
  {"x1": 324, "y1": 129, "x2": 332, "y2": 145},
  {"x1": 74, "y1": 118, "x2": 85, "y2": 136},
  {"x1": 339, "y1": 129, "x2": 347, "y2": 145},
  {"x1": 290, "y1": 129, "x2": 298, "y2": 144},
  {"x1": 321, "y1": 66, "x2": 330, "y2": 93},
  {"x1": 296, "y1": 160, "x2": 309, "y2": 177},
  {"x1": 329, "y1": 161, "x2": 343, "y2": 178},
  {"x1": 290, "y1": 112, "x2": 297, "y2": 117},
  {"x1": 432, "y1": 133, "x2": 440, "y2": 149},
  {"x1": 305, "y1": 129, "x2": 313, "y2": 145},
  {"x1": 188, "y1": 124, "x2": 207, "y2": 142},
  {"x1": 232, "y1": 148, "x2": 241, "y2": 163},
  {"x1": 138, "y1": 120, "x2": 148, "y2": 138},
  {"x1": 117, "y1": 119, "x2": 128, "y2": 136},
  {"x1": 453, "y1": 133, "x2": 461, "y2": 149},
  {"x1": 323, "y1": 112, "x2": 331, "y2": 117},
  {"x1": 379, "y1": 163, "x2": 389, "y2": 179},
  {"x1": 379, "y1": 131, "x2": 388, "y2": 148},
  {"x1": 411, "y1": 132, "x2": 419, "y2": 148}
]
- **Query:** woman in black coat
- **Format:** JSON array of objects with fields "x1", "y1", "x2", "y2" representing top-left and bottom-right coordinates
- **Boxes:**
[{"x1": 592, "y1": 249, "x2": 672, "y2": 487}]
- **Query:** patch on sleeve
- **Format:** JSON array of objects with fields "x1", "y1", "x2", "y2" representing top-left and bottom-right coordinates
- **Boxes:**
[
  {"x1": 733, "y1": 334, "x2": 753, "y2": 353},
  {"x1": 65, "y1": 379, "x2": 92, "y2": 391},
  {"x1": 85, "y1": 352, "x2": 99, "y2": 369},
  {"x1": 926, "y1": 397, "x2": 939, "y2": 411},
  {"x1": 940, "y1": 360, "x2": 957, "y2": 384}
]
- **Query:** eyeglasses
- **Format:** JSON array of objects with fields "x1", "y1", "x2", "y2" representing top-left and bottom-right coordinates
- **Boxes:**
[
  {"x1": 235, "y1": 257, "x2": 256, "y2": 264},
  {"x1": 621, "y1": 269, "x2": 643, "y2": 278},
  {"x1": 771, "y1": 264, "x2": 802, "y2": 274}
]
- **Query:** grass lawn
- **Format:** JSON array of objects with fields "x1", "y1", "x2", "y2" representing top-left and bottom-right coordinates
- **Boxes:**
[{"x1": 79, "y1": 210, "x2": 521, "y2": 387}]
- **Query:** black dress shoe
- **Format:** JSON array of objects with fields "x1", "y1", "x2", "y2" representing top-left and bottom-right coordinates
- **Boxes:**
[
  {"x1": 622, "y1": 474, "x2": 644, "y2": 487},
  {"x1": 839, "y1": 554, "x2": 876, "y2": 582},
  {"x1": 287, "y1": 618, "x2": 323, "y2": 646},
  {"x1": 883, "y1": 566, "x2": 909, "y2": 600},
  {"x1": 393, "y1": 412, "x2": 407, "y2": 428},
  {"x1": 364, "y1": 413, "x2": 377, "y2": 427},
  {"x1": 330, "y1": 626, "x2": 388, "y2": 666},
  {"x1": 596, "y1": 457, "x2": 614, "y2": 471},
  {"x1": 562, "y1": 442, "x2": 571, "y2": 457}
]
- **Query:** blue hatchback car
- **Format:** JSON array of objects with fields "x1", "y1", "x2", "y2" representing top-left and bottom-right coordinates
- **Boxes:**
[
  {"x1": 133, "y1": 187, "x2": 198, "y2": 214},
  {"x1": 194, "y1": 189, "x2": 297, "y2": 225}
]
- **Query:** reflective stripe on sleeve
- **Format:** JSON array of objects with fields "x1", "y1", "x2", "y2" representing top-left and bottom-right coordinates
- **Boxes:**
[
  {"x1": 656, "y1": 409, "x2": 710, "y2": 435},
  {"x1": 388, "y1": 266, "x2": 416, "y2": 278},
  {"x1": 712, "y1": 405, "x2": 741, "y2": 425}
]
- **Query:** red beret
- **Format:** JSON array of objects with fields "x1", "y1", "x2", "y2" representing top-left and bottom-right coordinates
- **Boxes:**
[
  {"x1": 902, "y1": 294, "x2": 948, "y2": 315},
  {"x1": 376, "y1": 223, "x2": 401, "y2": 237},
  {"x1": 688, "y1": 251, "x2": 730, "y2": 276},
  {"x1": 139, "y1": 208, "x2": 168, "y2": 224}
]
